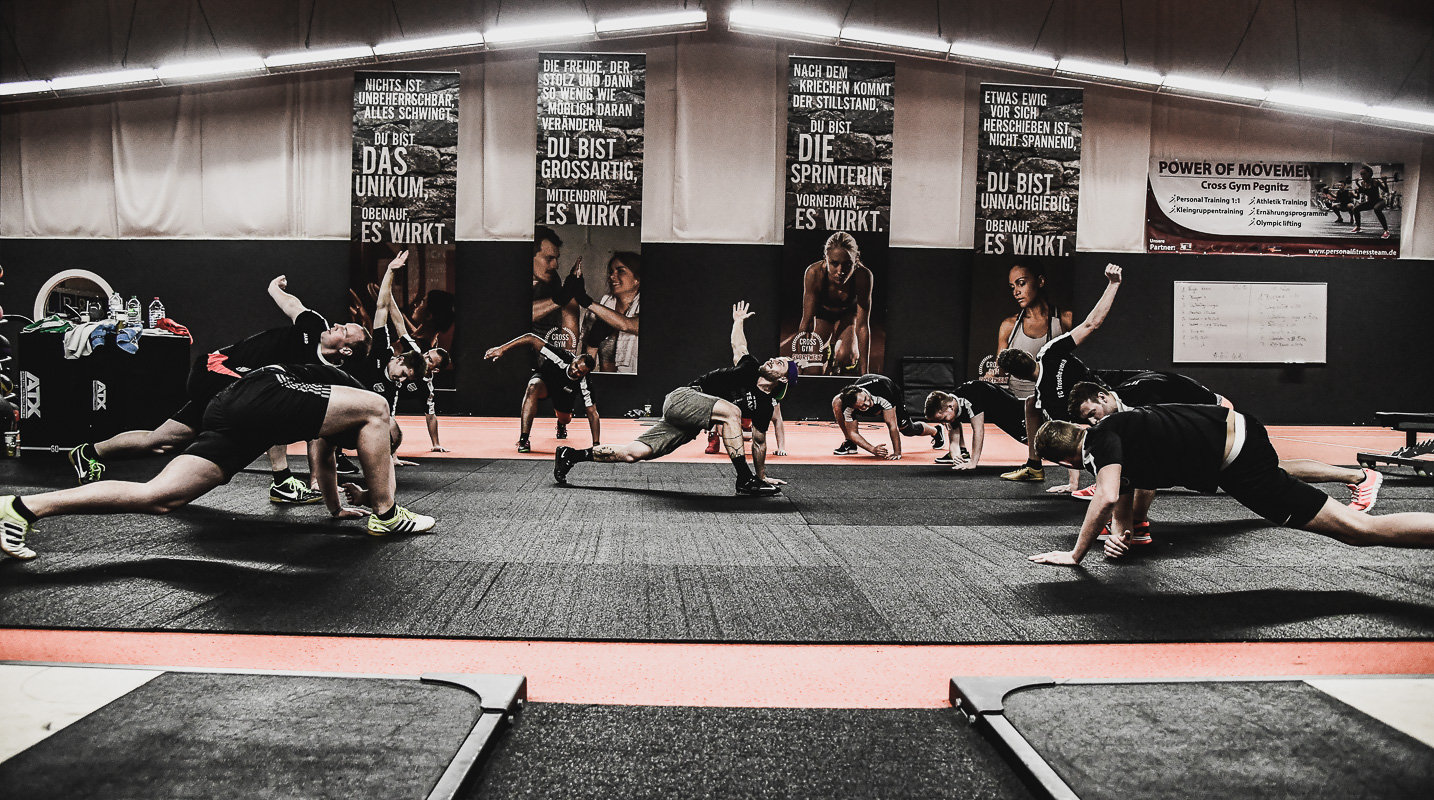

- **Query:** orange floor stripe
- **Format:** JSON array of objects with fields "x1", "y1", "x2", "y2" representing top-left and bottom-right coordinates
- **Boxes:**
[
  {"x1": 315, "y1": 417, "x2": 1412, "y2": 468},
  {"x1": 3, "y1": 630, "x2": 1430, "y2": 709}
]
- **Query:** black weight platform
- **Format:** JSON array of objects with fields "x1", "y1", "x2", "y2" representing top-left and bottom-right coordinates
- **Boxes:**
[
  {"x1": 0, "y1": 670, "x2": 487, "y2": 800},
  {"x1": 2, "y1": 456, "x2": 1433, "y2": 643},
  {"x1": 991, "y1": 679, "x2": 1434, "y2": 799},
  {"x1": 463, "y1": 703, "x2": 1034, "y2": 800}
]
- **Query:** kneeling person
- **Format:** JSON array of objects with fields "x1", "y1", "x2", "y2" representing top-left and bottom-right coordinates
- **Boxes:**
[
  {"x1": 1026, "y1": 405, "x2": 1432, "y2": 567},
  {"x1": 554, "y1": 302, "x2": 791, "y2": 496},
  {"x1": 925, "y1": 380, "x2": 1029, "y2": 469},
  {"x1": 1, "y1": 364, "x2": 433, "y2": 560},
  {"x1": 832, "y1": 373, "x2": 944, "y2": 460}
]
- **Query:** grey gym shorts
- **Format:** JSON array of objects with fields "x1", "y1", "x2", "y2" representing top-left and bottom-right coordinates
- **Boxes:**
[{"x1": 635, "y1": 386, "x2": 720, "y2": 458}]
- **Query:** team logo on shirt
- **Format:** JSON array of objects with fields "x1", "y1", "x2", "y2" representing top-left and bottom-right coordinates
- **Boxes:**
[{"x1": 372, "y1": 382, "x2": 386, "y2": 394}]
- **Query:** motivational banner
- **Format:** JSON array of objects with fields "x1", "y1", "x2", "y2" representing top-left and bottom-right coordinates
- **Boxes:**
[
  {"x1": 976, "y1": 84, "x2": 1083, "y2": 257},
  {"x1": 532, "y1": 53, "x2": 645, "y2": 373},
  {"x1": 350, "y1": 71, "x2": 460, "y2": 407},
  {"x1": 1146, "y1": 159, "x2": 1404, "y2": 258},
  {"x1": 780, "y1": 55, "x2": 893, "y2": 378}
]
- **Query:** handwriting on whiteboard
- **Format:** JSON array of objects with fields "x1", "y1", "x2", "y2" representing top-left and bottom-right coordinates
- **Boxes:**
[{"x1": 1173, "y1": 282, "x2": 1326, "y2": 363}]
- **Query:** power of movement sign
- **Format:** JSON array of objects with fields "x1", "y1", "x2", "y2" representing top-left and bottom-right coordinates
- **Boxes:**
[
  {"x1": 975, "y1": 84, "x2": 1083, "y2": 257},
  {"x1": 536, "y1": 52, "x2": 645, "y2": 229},
  {"x1": 352, "y1": 71, "x2": 459, "y2": 244},
  {"x1": 1146, "y1": 159, "x2": 1403, "y2": 258}
]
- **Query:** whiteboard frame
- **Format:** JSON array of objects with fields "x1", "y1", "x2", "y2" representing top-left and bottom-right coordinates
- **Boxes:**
[{"x1": 1172, "y1": 281, "x2": 1328, "y2": 365}]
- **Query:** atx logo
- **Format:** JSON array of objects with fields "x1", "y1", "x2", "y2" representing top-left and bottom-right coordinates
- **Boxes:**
[
  {"x1": 20, "y1": 371, "x2": 40, "y2": 419},
  {"x1": 92, "y1": 380, "x2": 108, "y2": 411}
]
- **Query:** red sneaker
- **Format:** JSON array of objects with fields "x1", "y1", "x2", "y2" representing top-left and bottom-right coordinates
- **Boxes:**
[
  {"x1": 1098, "y1": 521, "x2": 1151, "y2": 544},
  {"x1": 704, "y1": 430, "x2": 722, "y2": 454},
  {"x1": 1071, "y1": 485, "x2": 1096, "y2": 500},
  {"x1": 1348, "y1": 468, "x2": 1383, "y2": 512}
]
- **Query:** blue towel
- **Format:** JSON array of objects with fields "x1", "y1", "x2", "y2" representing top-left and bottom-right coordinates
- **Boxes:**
[{"x1": 115, "y1": 325, "x2": 142, "y2": 354}]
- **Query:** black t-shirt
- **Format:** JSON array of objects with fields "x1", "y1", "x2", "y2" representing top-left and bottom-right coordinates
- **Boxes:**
[
  {"x1": 1034, "y1": 332, "x2": 1102, "y2": 421},
  {"x1": 346, "y1": 325, "x2": 398, "y2": 406},
  {"x1": 1082, "y1": 404, "x2": 1230, "y2": 494},
  {"x1": 210, "y1": 309, "x2": 333, "y2": 377},
  {"x1": 532, "y1": 276, "x2": 563, "y2": 337},
  {"x1": 534, "y1": 345, "x2": 593, "y2": 412},
  {"x1": 690, "y1": 354, "x2": 777, "y2": 432},
  {"x1": 1111, "y1": 371, "x2": 1219, "y2": 408},
  {"x1": 849, "y1": 374, "x2": 901, "y2": 411}
]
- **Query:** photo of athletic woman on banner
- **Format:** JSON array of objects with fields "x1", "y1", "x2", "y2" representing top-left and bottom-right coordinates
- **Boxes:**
[
  {"x1": 779, "y1": 229, "x2": 888, "y2": 376},
  {"x1": 967, "y1": 255, "x2": 1074, "y2": 395}
]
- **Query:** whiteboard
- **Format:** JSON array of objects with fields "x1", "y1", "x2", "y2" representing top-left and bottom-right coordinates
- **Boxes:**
[{"x1": 1173, "y1": 282, "x2": 1327, "y2": 363}]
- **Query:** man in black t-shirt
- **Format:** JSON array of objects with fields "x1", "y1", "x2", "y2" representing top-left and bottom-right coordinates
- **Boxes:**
[
  {"x1": 554, "y1": 302, "x2": 794, "y2": 496},
  {"x1": 2, "y1": 364, "x2": 435, "y2": 559},
  {"x1": 831, "y1": 373, "x2": 945, "y2": 459},
  {"x1": 531, "y1": 225, "x2": 583, "y2": 349},
  {"x1": 69, "y1": 276, "x2": 372, "y2": 496},
  {"x1": 1025, "y1": 405, "x2": 1432, "y2": 567},
  {"x1": 924, "y1": 381, "x2": 1028, "y2": 469},
  {"x1": 485, "y1": 333, "x2": 599, "y2": 452},
  {"x1": 996, "y1": 263, "x2": 1123, "y2": 492}
]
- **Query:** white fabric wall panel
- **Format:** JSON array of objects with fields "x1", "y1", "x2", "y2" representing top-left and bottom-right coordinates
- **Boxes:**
[
  {"x1": 453, "y1": 63, "x2": 485, "y2": 241},
  {"x1": 479, "y1": 54, "x2": 539, "y2": 240},
  {"x1": 296, "y1": 73, "x2": 357, "y2": 239},
  {"x1": 1, "y1": 108, "x2": 25, "y2": 235},
  {"x1": 19, "y1": 102, "x2": 117, "y2": 237},
  {"x1": 889, "y1": 60, "x2": 968, "y2": 249},
  {"x1": 198, "y1": 83, "x2": 298, "y2": 237},
  {"x1": 669, "y1": 36, "x2": 783, "y2": 244},
  {"x1": 112, "y1": 93, "x2": 203, "y2": 236},
  {"x1": 638, "y1": 43, "x2": 677, "y2": 245},
  {"x1": 1075, "y1": 87, "x2": 1154, "y2": 254}
]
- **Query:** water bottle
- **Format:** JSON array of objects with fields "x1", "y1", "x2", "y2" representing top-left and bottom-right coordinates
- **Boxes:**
[
  {"x1": 126, "y1": 296, "x2": 141, "y2": 327},
  {"x1": 148, "y1": 297, "x2": 165, "y2": 328},
  {"x1": 109, "y1": 292, "x2": 124, "y2": 321}
]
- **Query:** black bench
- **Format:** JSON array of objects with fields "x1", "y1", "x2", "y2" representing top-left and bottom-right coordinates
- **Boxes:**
[{"x1": 1357, "y1": 412, "x2": 1434, "y2": 477}]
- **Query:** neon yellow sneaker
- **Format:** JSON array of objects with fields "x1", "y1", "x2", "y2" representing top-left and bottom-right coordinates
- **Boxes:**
[
  {"x1": 68, "y1": 445, "x2": 105, "y2": 485},
  {"x1": 269, "y1": 477, "x2": 324, "y2": 504},
  {"x1": 367, "y1": 505, "x2": 436, "y2": 535},
  {"x1": 1000, "y1": 465, "x2": 1045, "y2": 481},
  {"x1": 1, "y1": 496, "x2": 38, "y2": 560}
]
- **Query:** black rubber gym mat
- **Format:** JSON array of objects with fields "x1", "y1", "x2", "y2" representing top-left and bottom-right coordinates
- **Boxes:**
[
  {"x1": 463, "y1": 703, "x2": 1034, "y2": 800},
  {"x1": 0, "y1": 671, "x2": 484, "y2": 799},
  {"x1": 1000, "y1": 680, "x2": 1434, "y2": 799},
  {"x1": 3, "y1": 458, "x2": 1433, "y2": 643}
]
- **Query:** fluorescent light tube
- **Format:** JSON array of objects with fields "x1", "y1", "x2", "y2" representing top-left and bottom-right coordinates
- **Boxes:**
[
  {"x1": 264, "y1": 45, "x2": 374, "y2": 69},
  {"x1": 156, "y1": 56, "x2": 267, "y2": 81},
  {"x1": 1057, "y1": 58, "x2": 1161, "y2": 85},
  {"x1": 1366, "y1": 104, "x2": 1434, "y2": 128},
  {"x1": 1265, "y1": 90, "x2": 1367, "y2": 116},
  {"x1": 0, "y1": 79, "x2": 52, "y2": 97},
  {"x1": 596, "y1": 10, "x2": 706, "y2": 34},
  {"x1": 1161, "y1": 74, "x2": 1266, "y2": 101},
  {"x1": 839, "y1": 25, "x2": 948, "y2": 54},
  {"x1": 949, "y1": 42, "x2": 1058, "y2": 69},
  {"x1": 373, "y1": 31, "x2": 484, "y2": 56},
  {"x1": 50, "y1": 68, "x2": 159, "y2": 91},
  {"x1": 728, "y1": 9, "x2": 840, "y2": 40},
  {"x1": 485, "y1": 19, "x2": 595, "y2": 45}
]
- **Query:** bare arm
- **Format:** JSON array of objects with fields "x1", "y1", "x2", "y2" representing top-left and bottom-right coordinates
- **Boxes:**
[
  {"x1": 731, "y1": 301, "x2": 753, "y2": 363},
  {"x1": 586, "y1": 404, "x2": 601, "y2": 445},
  {"x1": 881, "y1": 407, "x2": 902, "y2": 459},
  {"x1": 310, "y1": 439, "x2": 360, "y2": 519},
  {"x1": 995, "y1": 317, "x2": 1016, "y2": 365},
  {"x1": 1029, "y1": 464, "x2": 1121, "y2": 565},
  {"x1": 373, "y1": 251, "x2": 408, "y2": 330},
  {"x1": 751, "y1": 428, "x2": 769, "y2": 480},
  {"x1": 797, "y1": 265, "x2": 821, "y2": 335},
  {"x1": 484, "y1": 333, "x2": 546, "y2": 361},
  {"x1": 772, "y1": 404, "x2": 786, "y2": 455},
  {"x1": 960, "y1": 412, "x2": 986, "y2": 469},
  {"x1": 852, "y1": 269, "x2": 873, "y2": 373},
  {"x1": 1069, "y1": 264, "x2": 1123, "y2": 347},
  {"x1": 584, "y1": 300, "x2": 640, "y2": 334},
  {"x1": 268, "y1": 275, "x2": 307, "y2": 322},
  {"x1": 426, "y1": 413, "x2": 446, "y2": 451}
]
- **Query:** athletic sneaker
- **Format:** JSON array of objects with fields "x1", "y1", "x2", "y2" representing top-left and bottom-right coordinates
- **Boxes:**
[
  {"x1": 705, "y1": 431, "x2": 722, "y2": 454},
  {"x1": 269, "y1": 477, "x2": 324, "y2": 505},
  {"x1": 736, "y1": 478, "x2": 781, "y2": 496},
  {"x1": 931, "y1": 425, "x2": 946, "y2": 450},
  {"x1": 935, "y1": 452, "x2": 956, "y2": 465},
  {"x1": 553, "y1": 446, "x2": 578, "y2": 484},
  {"x1": 517, "y1": 437, "x2": 532, "y2": 454},
  {"x1": 334, "y1": 454, "x2": 359, "y2": 475},
  {"x1": 366, "y1": 505, "x2": 436, "y2": 535},
  {"x1": 0, "y1": 496, "x2": 37, "y2": 560},
  {"x1": 1071, "y1": 485, "x2": 1097, "y2": 500},
  {"x1": 834, "y1": 440, "x2": 859, "y2": 456},
  {"x1": 1000, "y1": 465, "x2": 1044, "y2": 481},
  {"x1": 556, "y1": 422, "x2": 568, "y2": 440},
  {"x1": 1381, "y1": 230, "x2": 1391, "y2": 239},
  {"x1": 68, "y1": 445, "x2": 105, "y2": 485},
  {"x1": 1098, "y1": 520, "x2": 1151, "y2": 544},
  {"x1": 1348, "y1": 468, "x2": 1383, "y2": 512}
]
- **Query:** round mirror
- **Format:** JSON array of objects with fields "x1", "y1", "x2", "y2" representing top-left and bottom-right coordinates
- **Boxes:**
[{"x1": 33, "y1": 269, "x2": 116, "y2": 322}]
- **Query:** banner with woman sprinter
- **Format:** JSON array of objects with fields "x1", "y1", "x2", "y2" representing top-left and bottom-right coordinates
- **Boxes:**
[
  {"x1": 780, "y1": 55, "x2": 893, "y2": 378},
  {"x1": 350, "y1": 70, "x2": 460, "y2": 411},
  {"x1": 533, "y1": 53, "x2": 645, "y2": 373},
  {"x1": 1146, "y1": 159, "x2": 1403, "y2": 258}
]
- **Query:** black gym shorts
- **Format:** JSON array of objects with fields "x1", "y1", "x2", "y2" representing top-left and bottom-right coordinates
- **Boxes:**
[
  {"x1": 171, "y1": 354, "x2": 241, "y2": 430},
  {"x1": 183, "y1": 371, "x2": 331, "y2": 479},
  {"x1": 1217, "y1": 414, "x2": 1329, "y2": 529}
]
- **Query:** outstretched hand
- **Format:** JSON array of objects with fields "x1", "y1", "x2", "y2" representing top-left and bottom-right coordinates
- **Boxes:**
[
  {"x1": 1103, "y1": 531, "x2": 1131, "y2": 559},
  {"x1": 484, "y1": 347, "x2": 503, "y2": 361},
  {"x1": 389, "y1": 250, "x2": 409, "y2": 271},
  {"x1": 732, "y1": 301, "x2": 754, "y2": 321},
  {"x1": 1029, "y1": 550, "x2": 1080, "y2": 566},
  {"x1": 340, "y1": 482, "x2": 370, "y2": 508},
  {"x1": 1105, "y1": 263, "x2": 1123, "y2": 284},
  {"x1": 333, "y1": 507, "x2": 367, "y2": 520}
]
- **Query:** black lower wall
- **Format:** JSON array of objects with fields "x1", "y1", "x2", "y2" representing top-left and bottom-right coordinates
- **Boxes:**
[{"x1": 2, "y1": 238, "x2": 1426, "y2": 424}]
